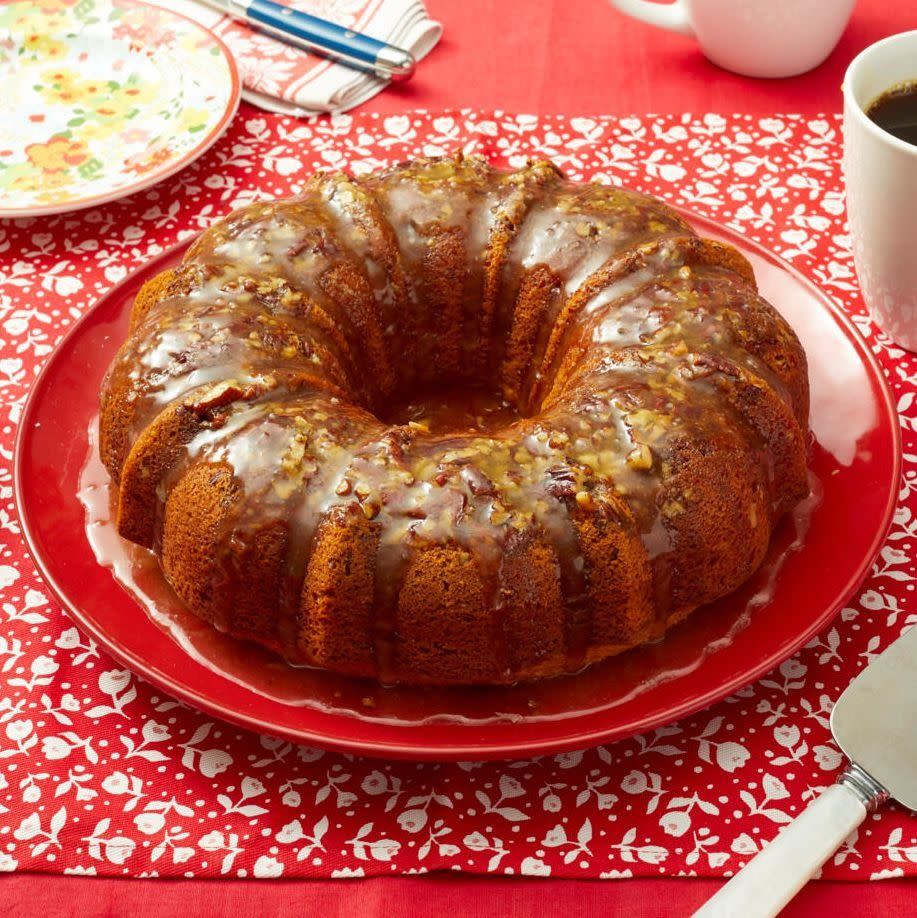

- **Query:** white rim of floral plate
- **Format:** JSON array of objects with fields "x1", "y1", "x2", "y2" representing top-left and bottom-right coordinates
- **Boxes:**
[{"x1": 0, "y1": 0, "x2": 241, "y2": 218}]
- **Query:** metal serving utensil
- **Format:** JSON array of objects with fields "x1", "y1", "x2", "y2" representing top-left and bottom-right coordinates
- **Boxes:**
[{"x1": 695, "y1": 625, "x2": 917, "y2": 917}]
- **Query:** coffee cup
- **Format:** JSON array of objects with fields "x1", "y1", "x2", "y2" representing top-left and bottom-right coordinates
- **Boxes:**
[
  {"x1": 843, "y1": 30, "x2": 917, "y2": 352},
  {"x1": 609, "y1": 0, "x2": 856, "y2": 79}
]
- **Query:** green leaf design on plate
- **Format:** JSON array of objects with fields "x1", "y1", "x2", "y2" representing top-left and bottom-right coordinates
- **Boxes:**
[
  {"x1": 74, "y1": 0, "x2": 97, "y2": 19},
  {"x1": 77, "y1": 158, "x2": 104, "y2": 180}
]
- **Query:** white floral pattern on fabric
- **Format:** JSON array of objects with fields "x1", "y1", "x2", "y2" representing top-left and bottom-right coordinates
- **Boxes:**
[{"x1": 0, "y1": 109, "x2": 915, "y2": 880}]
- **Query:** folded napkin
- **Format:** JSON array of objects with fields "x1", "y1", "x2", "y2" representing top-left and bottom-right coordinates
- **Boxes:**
[{"x1": 158, "y1": 0, "x2": 441, "y2": 115}]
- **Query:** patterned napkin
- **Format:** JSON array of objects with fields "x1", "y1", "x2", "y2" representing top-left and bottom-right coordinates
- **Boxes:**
[
  {"x1": 157, "y1": 0, "x2": 441, "y2": 115},
  {"x1": 1, "y1": 110, "x2": 915, "y2": 880}
]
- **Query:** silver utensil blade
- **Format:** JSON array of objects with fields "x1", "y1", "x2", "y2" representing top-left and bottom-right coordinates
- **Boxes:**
[{"x1": 830, "y1": 625, "x2": 917, "y2": 810}]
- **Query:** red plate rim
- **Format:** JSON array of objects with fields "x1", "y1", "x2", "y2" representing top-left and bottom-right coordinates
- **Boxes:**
[{"x1": 13, "y1": 211, "x2": 903, "y2": 760}]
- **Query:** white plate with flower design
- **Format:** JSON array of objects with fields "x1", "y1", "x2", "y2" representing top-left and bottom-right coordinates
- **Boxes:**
[{"x1": 0, "y1": 0, "x2": 240, "y2": 217}]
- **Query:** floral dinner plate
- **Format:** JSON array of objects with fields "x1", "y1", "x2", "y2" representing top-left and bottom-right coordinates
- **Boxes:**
[{"x1": 0, "y1": 0, "x2": 240, "y2": 217}]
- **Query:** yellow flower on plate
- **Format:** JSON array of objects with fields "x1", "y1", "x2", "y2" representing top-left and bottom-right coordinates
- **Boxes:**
[
  {"x1": 23, "y1": 33, "x2": 67, "y2": 59},
  {"x1": 8, "y1": 168, "x2": 70, "y2": 194},
  {"x1": 7, "y1": 10, "x2": 67, "y2": 33},
  {"x1": 175, "y1": 107, "x2": 210, "y2": 134},
  {"x1": 178, "y1": 30, "x2": 211, "y2": 56},
  {"x1": 118, "y1": 79, "x2": 159, "y2": 107},
  {"x1": 39, "y1": 72, "x2": 109, "y2": 105},
  {"x1": 91, "y1": 92, "x2": 141, "y2": 120},
  {"x1": 36, "y1": 185, "x2": 76, "y2": 203},
  {"x1": 41, "y1": 68, "x2": 80, "y2": 89},
  {"x1": 4, "y1": 7, "x2": 41, "y2": 33},
  {"x1": 25, "y1": 135, "x2": 90, "y2": 173},
  {"x1": 78, "y1": 119, "x2": 122, "y2": 142},
  {"x1": 75, "y1": 79, "x2": 110, "y2": 101},
  {"x1": 6, "y1": 171, "x2": 42, "y2": 195}
]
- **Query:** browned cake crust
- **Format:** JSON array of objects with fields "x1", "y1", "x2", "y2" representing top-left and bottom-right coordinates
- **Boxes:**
[{"x1": 99, "y1": 155, "x2": 810, "y2": 685}]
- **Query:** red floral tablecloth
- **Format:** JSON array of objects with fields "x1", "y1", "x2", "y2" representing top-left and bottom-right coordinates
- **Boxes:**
[{"x1": 1, "y1": 108, "x2": 914, "y2": 881}]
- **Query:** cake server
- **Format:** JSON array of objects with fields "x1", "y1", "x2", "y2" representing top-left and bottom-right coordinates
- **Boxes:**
[
  {"x1": 191, "y1": 0, "x2": 415, "y2": 80},
  {"x1": 695, "y1": 625, "x2": 917, "y2": 917}
]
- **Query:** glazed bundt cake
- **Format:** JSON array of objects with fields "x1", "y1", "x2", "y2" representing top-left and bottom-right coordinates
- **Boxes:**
[{"x1": 99, "y1": 155, "x2": 810, "y2": 686}]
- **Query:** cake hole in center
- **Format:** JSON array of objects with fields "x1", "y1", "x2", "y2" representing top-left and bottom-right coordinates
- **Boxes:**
[{"x1": 380, "y1": 384, "x2": 522, "y2": 436}]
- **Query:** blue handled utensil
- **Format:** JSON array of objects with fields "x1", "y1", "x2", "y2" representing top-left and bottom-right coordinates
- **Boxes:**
[{"x1": 192, "y1": 0, "x2": 415, "y2": 80}]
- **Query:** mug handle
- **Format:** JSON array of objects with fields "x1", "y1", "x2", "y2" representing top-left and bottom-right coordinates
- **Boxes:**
[{"x1": 609, "y1": 0, "x2": 694, "y2": 36}]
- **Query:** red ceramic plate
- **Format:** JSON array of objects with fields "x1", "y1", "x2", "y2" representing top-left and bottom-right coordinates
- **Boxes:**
[{"x1": 15, "y1": 211, "x2": 901, "y2": 761}]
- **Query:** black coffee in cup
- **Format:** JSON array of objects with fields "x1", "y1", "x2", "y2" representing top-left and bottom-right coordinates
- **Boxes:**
[{"x1": 866, "y1": 81, "x2": 917, "y2": 146}]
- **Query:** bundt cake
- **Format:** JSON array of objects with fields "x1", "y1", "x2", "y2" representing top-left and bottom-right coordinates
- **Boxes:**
[{"x1": 99, "y1": 155, "x2": 810, "y2": 686}]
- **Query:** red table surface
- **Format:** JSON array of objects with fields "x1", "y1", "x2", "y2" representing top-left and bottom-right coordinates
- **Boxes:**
[
  {"x1": 13, "y1": 0, "x2": 917, "y2": 913},
  {"x1": 367, "y1": 0, "x2": 916, "y2": 117},
  {"x1": 4, "y1": 874, "x2": 917, "y2": 916}
]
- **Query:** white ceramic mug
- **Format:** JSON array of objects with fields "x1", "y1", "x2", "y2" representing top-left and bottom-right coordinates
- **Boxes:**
[
  {"x1": 843, "y1": 31, "x2": 917, "y2": 352},
  {"x1": 609, "y1": 0, "x2": 856, "y2": 78}
]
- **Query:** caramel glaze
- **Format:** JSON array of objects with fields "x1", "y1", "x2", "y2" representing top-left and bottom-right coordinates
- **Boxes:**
[{"x1": 99, "y1": 155, "x2": 810, "y2": 685}]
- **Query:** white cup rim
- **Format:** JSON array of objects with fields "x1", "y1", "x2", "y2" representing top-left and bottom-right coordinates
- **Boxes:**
[{"x1": 842, "y1": 29, "x2": 917, "y2": 159}]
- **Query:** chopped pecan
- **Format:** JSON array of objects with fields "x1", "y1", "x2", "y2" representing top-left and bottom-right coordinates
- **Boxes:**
[
  {"x1": 460, "y1": 465, "x2": 496, "y2": 497},
  {"x1": 186, "y1": 380, "x2": 258, "y2": 416},
  {"x1": 693, "y1": 353, "x2": 739, "y2": 378},
  {"x1": 545, "y1": 465, "x2": 577, "y2": 501}
]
